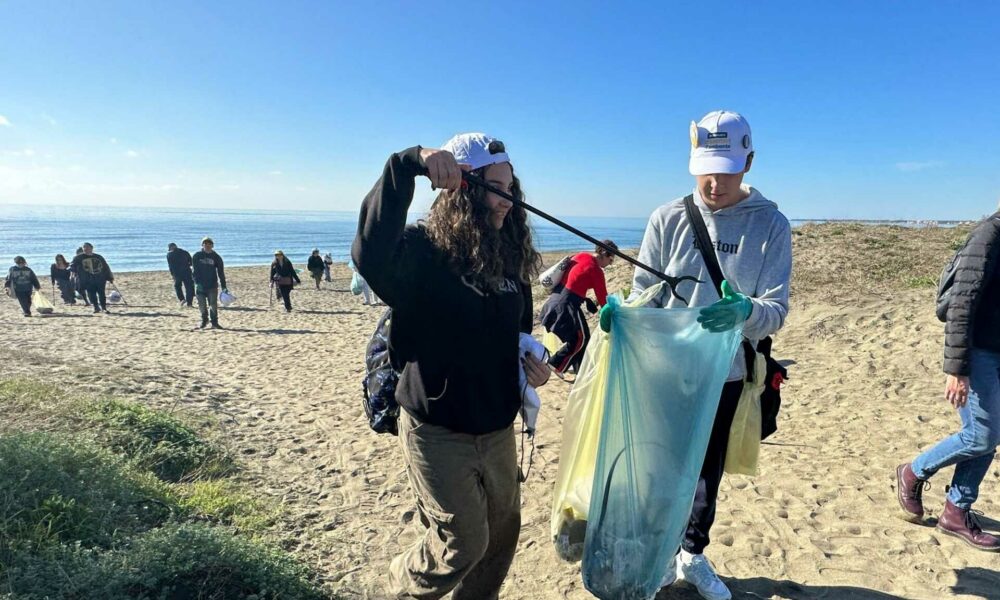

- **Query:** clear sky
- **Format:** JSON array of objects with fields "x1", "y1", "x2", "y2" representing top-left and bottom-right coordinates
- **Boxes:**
[{"x1": 1, "y1": 1, "x2": 998, "y2": 220}]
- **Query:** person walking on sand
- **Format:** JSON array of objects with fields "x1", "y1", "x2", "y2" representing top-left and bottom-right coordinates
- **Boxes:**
[
  {"x1": 70, "y1": 243, "x2": 114, "y2": 314},
  {"x1": 896, "y1": 206, "x2": 1000, "y2": 552},
  {"x1": 352, "y1": 133, "x2": 550, "y2": 600},
  {"x1": 51, "y1": 254, "x2": 76, "y2": 304},
  {"x1": 192, "y1": 237, "x2": 228, "y2": 329},
  {"x1": 5, "y1": 256, "x2": 41, "y2": 317},
  {"x1": 631, "y1": 111, "x2": 792, "y2": 600},
  {"x1": 323, "y1": 252, "x2": 333, "y2": 282},
  {"x1": 349, "y1": 259, "x2": 381, "y2": 306},
  {"x1": 539, "y1": 240, "x2": 616, "y2": 375},
  {"x1": 270, "y1": 250, "x2": 301, "y2": 312},
  {"x1": 167, "y1": 242, "x2": 195, "y2": 307},
  {"x1": 307, "y1": 248, "x2": 324, "y2": 290},
  {"x1": 71, "y1": 247, "x2": 89, "y2": 306}
]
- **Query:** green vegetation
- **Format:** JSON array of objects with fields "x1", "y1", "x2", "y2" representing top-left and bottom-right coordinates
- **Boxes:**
[
  {"x1": 0, "y1": 378, "x2": 329, "y2": 599},
  {"x1": 906, "y1": 275, "x2": 939, "y2": 288},
  {"x1": 792, "y1": 223, "x2": 974, "y2": 298},
  {"x1": 85, "y1": 398, "x2": 233, "y2": 482}
]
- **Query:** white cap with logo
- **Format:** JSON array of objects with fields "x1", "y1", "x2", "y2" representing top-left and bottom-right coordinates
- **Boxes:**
[
  {"x1": 441, "y1": 132, "x2": 510, "y2": 171},
  {"x1": 688, "y1": 110, "x2": 753, "y2": 176}
]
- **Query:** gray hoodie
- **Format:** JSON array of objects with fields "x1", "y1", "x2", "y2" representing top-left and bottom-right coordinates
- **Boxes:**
[{"x1": 630, "y1": 185, "x2": 792, "y2": 381}]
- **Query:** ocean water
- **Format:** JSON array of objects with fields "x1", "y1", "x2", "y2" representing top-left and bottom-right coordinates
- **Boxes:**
[
  {"x1": 0, "y1": 205, "x2": 962, "y2": 274},
  {"x1": 0, "y1": 205, "x2": 651, "y2": 273}
]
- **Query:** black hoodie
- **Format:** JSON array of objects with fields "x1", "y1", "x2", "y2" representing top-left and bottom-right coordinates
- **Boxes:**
[
  {"x1": 351, "y1": 146, "x2": 533, "y2": 435},
  {"x1": 167, "y1": 247, "x2": 193, "y2": 278},
  {"x1": 5, "y1": 265, "x2": 41, "y2": 293},
  {"x1": 70, "y1": 253, "x2": 113, "y2": 285},
  {"x1": 192, "y1": 250, "x2": 226, "y2": 290}
]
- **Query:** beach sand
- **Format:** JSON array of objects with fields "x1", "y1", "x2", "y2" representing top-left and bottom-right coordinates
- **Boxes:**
[{"x1": 2, "y1": 224, "x2": 998, "y2": 599}]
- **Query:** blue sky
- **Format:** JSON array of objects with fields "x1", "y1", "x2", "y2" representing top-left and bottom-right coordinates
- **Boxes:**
[{"x1": 1, "y1": 1, "x2": 998, "y2": 220}]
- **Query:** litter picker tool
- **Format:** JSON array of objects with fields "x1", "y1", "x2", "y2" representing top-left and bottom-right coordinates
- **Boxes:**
[
  {"x1": 460, "y1": 171, "x2": 702, "y2": 304},
  {"x1": 109, "y1": 281, "x2": 129, "y2": 306}
]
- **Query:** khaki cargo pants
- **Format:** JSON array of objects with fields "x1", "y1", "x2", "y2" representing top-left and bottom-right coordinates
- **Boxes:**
[{"x1": 389, "y1": 411, "x2": 521, "y2": 600}]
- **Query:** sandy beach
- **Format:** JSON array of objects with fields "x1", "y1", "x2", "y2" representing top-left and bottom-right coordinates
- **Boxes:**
[{"x1": 2, "y1": 223, "x2": 998, "y2": 600}]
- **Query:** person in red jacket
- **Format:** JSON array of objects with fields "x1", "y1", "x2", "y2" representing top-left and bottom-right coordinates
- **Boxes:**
[{"x1": 539, "y1": 240, "x2": 616, "y2": 374}]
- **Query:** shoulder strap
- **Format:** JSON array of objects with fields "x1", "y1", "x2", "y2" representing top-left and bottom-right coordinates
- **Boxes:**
[
  {"x1": 683, "y1": 195, "x2": 725, "y2": 296},
  {"x1": 684, "y1": 195, "x2": 758, "y2": 381}
]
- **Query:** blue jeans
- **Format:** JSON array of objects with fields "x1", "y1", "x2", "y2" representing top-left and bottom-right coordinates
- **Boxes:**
[{"x1": 912, "y1": 348, "x2": 1000, "y2": 509}]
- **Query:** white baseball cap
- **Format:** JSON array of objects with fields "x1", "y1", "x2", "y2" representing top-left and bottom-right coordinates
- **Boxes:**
[
  {"x1": 688, "y1": 111, "x2": 753, "y2": 176},
  {"x1": 441, "y1": 132, "x2": 510, "y2": 171}
]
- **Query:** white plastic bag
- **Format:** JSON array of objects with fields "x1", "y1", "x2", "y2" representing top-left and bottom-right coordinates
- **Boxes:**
[
  {"x1": 539, "y1": 255, "x2": 572, "y2": 289},
  {"x1": 32, "y1": 291, "x2": 55, "y2": 314},
  {"x1": 219, "y1": 290, "x2": 236, "y2": 307}
]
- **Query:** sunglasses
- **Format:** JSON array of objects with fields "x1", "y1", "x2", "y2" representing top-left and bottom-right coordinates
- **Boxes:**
[{"x1": 488, "y1": 140, "x2": 505, "y2": 155}]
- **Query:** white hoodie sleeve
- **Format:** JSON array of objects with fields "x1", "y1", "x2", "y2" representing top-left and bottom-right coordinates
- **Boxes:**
[
  {"x1": 631, "y1": 207, "x2": 669, "y2": 307},
  {"x1": 741, "y1": 216, "x2": 792, "y2": 341}
]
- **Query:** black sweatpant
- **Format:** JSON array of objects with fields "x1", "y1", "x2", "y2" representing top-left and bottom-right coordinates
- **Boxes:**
[
  {"x1": 56, "y1": 279, "x2": 76, "y2": 303},
  {"x1": 84, "y1": 281, "x2": 107, "y2": 311},
  {"x1": 14, "y1": 290, "x2": 33, "y2": 315},
  {"x1": 277, "y1": 284, "x2": 293, "y2": 310},
  {"x1": 682, "y1": 380, "x2": 745, "y2": 555},
  {"x1": 173, "y1": 273, "x2": 194, "y2": 305},
  {"x1": 548, "y1": 306, "x2": 590, "y2": 374}
]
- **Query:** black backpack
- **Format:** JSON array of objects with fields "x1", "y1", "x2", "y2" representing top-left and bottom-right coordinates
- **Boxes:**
[
  {"x1": 362, "y1": 308, "x2": 400, "y2": 435},
  {"x1": 935, "y1": 240, "x2": 969, "y2": 323}
]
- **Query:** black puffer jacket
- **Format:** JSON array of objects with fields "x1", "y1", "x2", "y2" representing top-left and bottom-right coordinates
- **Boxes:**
[{"x1": 944, "y1": 211, "x2": 1000, "y2": 375}]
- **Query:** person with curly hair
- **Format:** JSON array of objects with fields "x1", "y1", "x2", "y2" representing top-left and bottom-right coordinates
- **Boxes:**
[{"x1": 352, "y1": 133, "x2": 549, "y2": 599}]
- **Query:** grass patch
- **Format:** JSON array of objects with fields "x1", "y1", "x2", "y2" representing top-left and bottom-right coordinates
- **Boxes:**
[
  {"x1": 0, "y1": 433, "x2": 172, "y2": 551},
  {"x1": 907, "y1": 275, "x2": 939, "y2": 288},
  {"x1": 0, "y1": 379, "x2": 328, "y2": 599},
  {"x1": 86, "y1": 399, "x2": 233, "y2": 482},
  {"x1": 791, "y1": 223, "x2": 974, "y2": 299},
  {"x1": 0, "y1": 379, "x2": 234, "y2": 483},
  {"x1": 175, "y1": 480, "x2": 279, "y2": 533}
]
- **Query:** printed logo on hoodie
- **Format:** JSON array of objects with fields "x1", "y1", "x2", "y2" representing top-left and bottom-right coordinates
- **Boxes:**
[{"x1": 693, "y1": 236, "x2": 740, "y2": 255}]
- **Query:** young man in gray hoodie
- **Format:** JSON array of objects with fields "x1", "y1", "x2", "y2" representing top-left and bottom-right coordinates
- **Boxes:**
[{"x1": 631, "y1": 111, "x2": 792, "y2": 600}]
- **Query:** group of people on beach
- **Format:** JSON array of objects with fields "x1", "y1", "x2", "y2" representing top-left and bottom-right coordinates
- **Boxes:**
[
  {"x1": 165, "y1": 238, "x2": 229, "y2": 328},
  {"x1": 4, "y1": 243, "x2": 115, "y2": 316},
  {"x1": 351, "y1": 113, "x2": 1000, "y2": 600},
  {"x1": 5, "y1": 234, "x2": 363, "y2": 327}
]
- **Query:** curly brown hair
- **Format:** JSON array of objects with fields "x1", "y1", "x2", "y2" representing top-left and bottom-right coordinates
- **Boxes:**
[{"x1": 423, "y1": 165, "x2": 542, "y2": 291}]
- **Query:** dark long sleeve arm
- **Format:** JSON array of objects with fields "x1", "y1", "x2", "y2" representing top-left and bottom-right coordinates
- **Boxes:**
[
  {"x1": 350, "y1": 146, "x2": 425, "y2": 308},
  {"x1": 216, "y1": 255, "x2": 227, "y2": 289}
]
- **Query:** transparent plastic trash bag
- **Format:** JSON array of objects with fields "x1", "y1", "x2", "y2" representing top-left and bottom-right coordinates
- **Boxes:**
[
  {"x1": 580, "y1": 290, "x2": 743, "y2": 600},
  {"x1": 550, "y1": 284, "x2": 673, "y2": 562},
  {"x1": 32, "y1": 291, "x2": 55, "y2": 314},
  {"x1": 219, "y1": 290, "x2": 236, "y2": 307}
]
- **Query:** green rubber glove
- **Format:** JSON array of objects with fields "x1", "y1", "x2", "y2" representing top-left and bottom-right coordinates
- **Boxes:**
[
  {"x1": 697, "y1": 280, "x2": 752, "y2": 332},
  {"x1": 598, "y1": 296, "x2": 620, "y2": 333},
  {"x1": 195, "y1": 283, "x2": 204, "y2": 295}
]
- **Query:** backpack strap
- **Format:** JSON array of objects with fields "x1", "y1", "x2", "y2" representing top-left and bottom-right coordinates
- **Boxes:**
[
  {"x1": 683, "y1": 194, "x2": 757, "y2": 382},
  {"x1": 683, "y1": 195, "x2": 725, "y2": 294}
]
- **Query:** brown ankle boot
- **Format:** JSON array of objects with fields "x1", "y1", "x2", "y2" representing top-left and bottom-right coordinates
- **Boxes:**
[
  {"x1": 937, "y1": 500, "x2": 1000, "y2": 552},
  {"x1": 896, "y1": 463, "x2": 928, "y2": 521}
]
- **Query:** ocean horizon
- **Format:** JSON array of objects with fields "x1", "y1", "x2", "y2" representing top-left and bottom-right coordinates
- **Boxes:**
[{"x1": 0, "y1": 204, "x2": 967, "y2": 274}]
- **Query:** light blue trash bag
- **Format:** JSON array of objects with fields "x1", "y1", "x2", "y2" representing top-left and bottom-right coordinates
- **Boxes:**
[{"x1": 582, "y1": 290, "x2": 743, "y2": 600}]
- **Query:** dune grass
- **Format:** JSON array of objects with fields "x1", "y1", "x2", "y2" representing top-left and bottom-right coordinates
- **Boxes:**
[{"x1": 0, "y1": 378, "x2": 329, "y2": 600}]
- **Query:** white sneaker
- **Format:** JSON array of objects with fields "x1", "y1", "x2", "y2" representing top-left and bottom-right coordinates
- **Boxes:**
[
  {"x1": 659, "y1": 554, "x2": 677, "y2": 589},
  {"x1": 677, "y1": 550, "x2": 731, "y2": 600}
]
